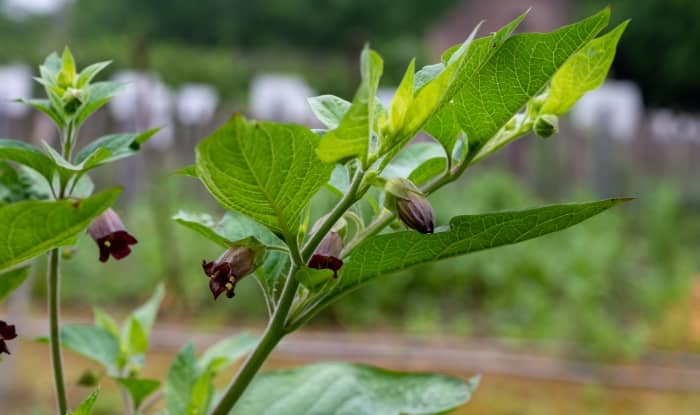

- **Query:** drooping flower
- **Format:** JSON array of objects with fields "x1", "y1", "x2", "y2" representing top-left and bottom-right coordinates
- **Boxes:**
[
  {"x1": 0, "y1": 320, "x2": 17, "y2": 355},
  {"x1": 87, "y1": 208, "x2": 138, "y2": 262},
  {"x1": 308, "y1": 232, "x2": 344, "y2": 278},
  {"x1": 202, "y1": 247, "x2": 255, "y2": 300},
  {"x1": 396, "y1": 191, "x2": 435, "y2": 234}
]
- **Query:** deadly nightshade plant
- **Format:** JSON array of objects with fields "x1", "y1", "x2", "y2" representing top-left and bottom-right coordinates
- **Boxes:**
[
  {"x1": 0, "y1": 48, "x2": 157, "y2": 413},
  {"x1": 169, "y1": 8, "x2": 631, "y2": 415},
  {"x1": 0, "y1": 8, "x2": 631, "y2": 415}
]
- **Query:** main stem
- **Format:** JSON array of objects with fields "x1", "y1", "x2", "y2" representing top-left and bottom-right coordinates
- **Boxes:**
[
  {"x1": 210, "y1": 168, "x2": 365, "y2": 415},
  {"x1": 210, "y1": 267, "x2": 299, "y2": 415},
  {"x1": 48, "y1": 124, "x2": 75, "y2": 414},
  {"x1": 48, "y1": 248, "x2": 68, "y2": 414}
]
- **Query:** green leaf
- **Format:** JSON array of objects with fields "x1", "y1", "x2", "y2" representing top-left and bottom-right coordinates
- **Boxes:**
[
  {"x1": 398, "y1": 24, "x2": 480, "y2": 141},
  {"x1": 326, "y1": 199, "x2": 629, "y2": 305},
  {"x1": 423, "y1": 104, "x2": 462, "y2": 158},
  {"x1": 408, "y1": 157, "x2": 447, "y2": 186},
  {"x1": 174, "y1": 164, "x2": 198, "y2": 178},
  {"x1": 131, "y1": 283, "x2": 164, "y2": 338},
  {"x1": 67, "y1": 174, "x2": 95, "y2": 198},
  {"x1": 295, "y1": 267, "x2": 334, "y2": 291},
  {"x1": 74, "y1": 128, "x2": 160, "y2": 168},
  {"x1": 115, "y1": 378, "x2": 160, "y2": 409},
  {"x1": 75, "y1": 81, "x2": 124, "y2": 126},
  {"x1": 174, "y1": 210, "x2": 288, "y2": 293},
  {"x1": 0, "y1": 188, "x2": 121, "y2": 271},
  {"x1": 68, "y1": 389, "x2": 100, "y2": 415},
  {"x1": 16, "y1": 98, "x2": 64, "y2": 126},
  {"x1": 234, "y1": 363, "x2": 478, "y2": 415},
  {"x1": 542, "y1": 20, "x2": 629, "y2": 115},
  {"x1": 326, "y1": 164, "x2": 350, "y2": 197},
  {"x1": 77, "y1": 61, "x2": 111, "y2": 88},
  {"x1": 60, "y1": 325, "x2": 121, "y2": 375},
  {"x1": 0, "y1": 139, "x2": 55, "y2": 181},
  {"x1": 385, "y1": 58, "x2": 415, "y2": 138},
  {"x1": 59, "y1": 46, "x2": 77, "y2": 86},
  {"x1": 173, "y1": 210, "x2": 283, "y2": 250},
  {"x1": 41, "y1": 52, "x2": 62, "y2": 78},
  {"x1": 308, "y1": 95, "x2": 351, "y2": 129},
  {"x1": 196, "y1": 115, "x2": 333, "y2": 238},
  {"x1": 165, "y1": 343, "x2": 212, "y2": 415},
  {"x1": 189, "y1": 371, "x2": 214, "y2": 415},
  {"x1": 93, "y1": 307, "x2": 120, "y2": 339},
  {"x1": 381, "y1": 142, "x2": 445, "y2": 181},
  {"x1": 316, "y1": 46, "x2": 383, "y2": 164},
  {"x1": 197, "y1": 333, "x2": 257, "y2": 375},
  {"x1": 454, "y1": 8, "x2": 611, "y2": 154},
  {"x1": 0, "y1": 161, "x2": 49, "y2": 204},
  {"x1": 121, "y1": 317, "x2": 148, "y2": 357},
  {"x1": 0, "y1": 265, "x2": 31, "y2": 303}
]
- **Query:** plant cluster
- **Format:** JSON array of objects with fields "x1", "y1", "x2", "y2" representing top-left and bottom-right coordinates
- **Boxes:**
[{"x1": 0, "y1": 8, "x2": 628, "y2": 415}]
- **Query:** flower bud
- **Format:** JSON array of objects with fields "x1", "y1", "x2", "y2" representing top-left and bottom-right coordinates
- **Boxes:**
[
  {"x1": 87, "y1": 208, "x2": 138, "y2": 262},
  {"x1": 307, "y1": 231, "x2": 343, "y2": 278},
  {"x1": 77, "y1": 369, "x2": 100, "y2": 387},
  {"x1": 0, "y1": 320, "x2": 17, "y2": 355},
  {"x1": 62, "y1": 88, "x2": 84, "y2": 114},
  {"x1": 202, "y1": 246, "x2": 256, "y2": 300},
  {"x1": 396, "y1": 191, "x2": 435, "y2": 234},
  {"x1": 534, "y1": 114, "x2": 559, "y2": 139}
]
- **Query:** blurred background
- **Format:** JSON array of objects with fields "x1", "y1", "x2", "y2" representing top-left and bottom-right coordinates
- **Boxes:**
[{"x1": 1, "y1": 0, "x2": 699, "y2": 413}]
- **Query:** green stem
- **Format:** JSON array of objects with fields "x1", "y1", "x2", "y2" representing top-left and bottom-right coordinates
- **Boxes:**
[
  {"x1": 47, "y1": 122, "x2": 77, "y2": 415},
  {"x1": 62, "y1": 121, "x2": 76, "y2": 163},
  {"x1": 48, "y1": 248, "x2": 68, "y2": 415},
  {"x1": 301, "y1": 166, "x2": 364, "y2": 261},
  {"x1": 210, "y1": 265, "x2": 299, "y2": 415},
  {"x1": 210, "y1": 167, "x2": 366, "y2": 415}
]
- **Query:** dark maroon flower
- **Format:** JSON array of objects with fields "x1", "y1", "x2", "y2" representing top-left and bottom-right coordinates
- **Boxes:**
[
  {"x1": 396, "y1": 191, "x2": 435, "y2": 234},
  {"x1": 0, "y1": 320, "x2": 17, "y2": 355},
  {"x1": 307, "y1": 232, "x2": 343, "y2": 278},
  {"x1": 87, "y1": 208, "x2": 138, "y2": 262},
  {"x1": 202, "y1": 247, "x2": 255, "y2": 300}
]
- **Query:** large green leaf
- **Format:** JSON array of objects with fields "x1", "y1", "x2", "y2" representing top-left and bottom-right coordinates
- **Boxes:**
[
  {"x1": 0, "y1": 139, "x2": 55, "y2": 181},
  {"x1": 0, "y1": 188, "x2": 121, "y2": 271},
  {"x1": 196, "y1": 115, "x2": 333, "y2": 239},
  {"x1": 0, "y1": 265, "x2": 30, "y2": 303},
  {"x1": 60, "y1": 325, "x2": 121, "y2": 375},
  {"x1": 542, "y1": 20, "x2": 629, "y2": 115},
  {"x1": 234, "y1": 363, "x2": 478, "y2": 415},
  {"x1": 325, "y1": 199, "x2": 628, "y2": 304},
  {"x1": 316, "y1": 47, "x2": 383, "y2": 164},
  {"x1": 454, "y1": 8, "x2": 611, "y2": 153}
]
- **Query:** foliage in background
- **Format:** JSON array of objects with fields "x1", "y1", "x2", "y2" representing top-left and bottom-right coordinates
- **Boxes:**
[{"x1": 579, "y1": 0, "x2": 700, "y2": 109}]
